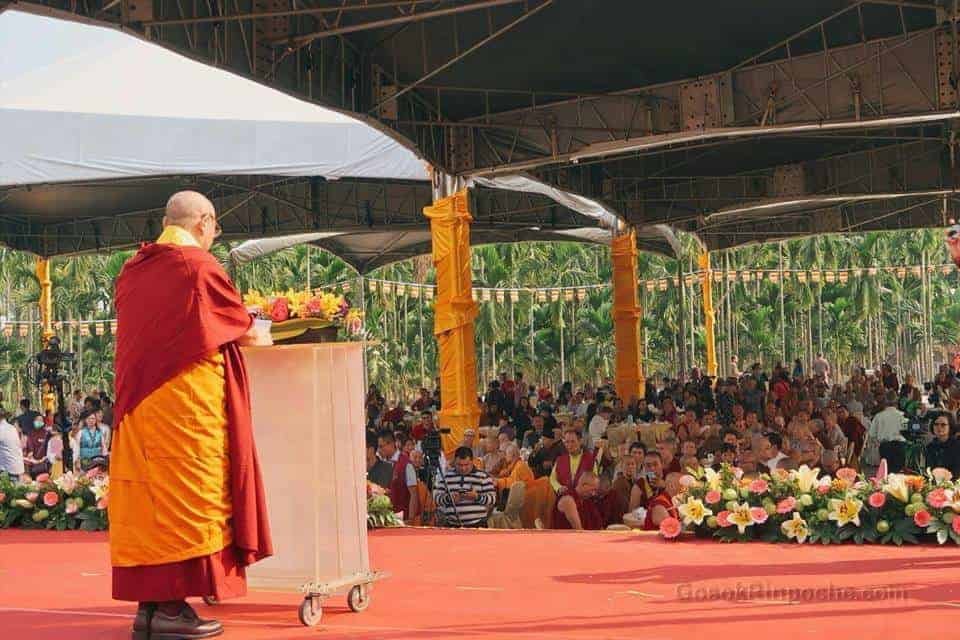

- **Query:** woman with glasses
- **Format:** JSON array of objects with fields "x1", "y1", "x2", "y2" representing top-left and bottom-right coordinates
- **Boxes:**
[{"x1": 925, "y1": 413, "x2": 960, "y2": 476}]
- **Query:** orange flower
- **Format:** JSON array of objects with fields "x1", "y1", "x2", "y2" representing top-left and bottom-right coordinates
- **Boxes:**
[{"x1": 906, "y1": 476, "x2": 925, "y2": 492}]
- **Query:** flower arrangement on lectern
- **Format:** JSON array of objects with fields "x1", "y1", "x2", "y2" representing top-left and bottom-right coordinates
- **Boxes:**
[{"x1": 243, "y1": 289, "x2": 363, "y2": 342}]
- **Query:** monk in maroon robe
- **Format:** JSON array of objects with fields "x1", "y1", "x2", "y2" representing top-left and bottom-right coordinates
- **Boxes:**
[
  {"x1": 110, "y1": 191, "x2": 272, "y2": 639},
  {"x1": 553, "y1": 471, "x2": 604, "y2": 530}
]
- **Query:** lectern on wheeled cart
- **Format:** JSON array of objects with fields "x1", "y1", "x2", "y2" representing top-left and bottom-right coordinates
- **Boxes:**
[{"x1": 240, "y1": 342, "x2": 386, "y2": 626}]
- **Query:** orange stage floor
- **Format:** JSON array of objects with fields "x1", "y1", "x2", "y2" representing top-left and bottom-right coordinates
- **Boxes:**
[{"x1": 3, "y1": 527, "x2": 960, "y2": 639}]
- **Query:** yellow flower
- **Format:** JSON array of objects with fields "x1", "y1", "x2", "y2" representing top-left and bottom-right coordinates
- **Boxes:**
[
  {"x1": 727, "y1": 502, "x2": 754, "y2": 534},
  {"x1": 781, "y1": 512, "x2": 809, "y2": 543},
  {"x1": 703, "y1": 467, "x2": 722, "y2": 492},
  {"x1": 677, "y1": 497, "x2": 713, "y2": 526},
  {"x1": 883, "y1": 474, "x2": 910, "y2": 503},
  {"x1": 827, "y1": 496, "x2": 863, "y2": 527},
  {"x1": 790, "y1": 465, "x2": 821, "y2": 493}
]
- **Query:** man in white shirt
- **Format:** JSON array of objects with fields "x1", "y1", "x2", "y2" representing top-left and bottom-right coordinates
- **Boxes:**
[
  {"x1": 868, "y1": 393, "x2": 905, "y2": 445},
  {"x1": 759, "y1": 432, "x2": 788, "y2": 472},
  {"x1": 0, "y1": 413, "x2": 25, "y2": 482},
  {"x1": 812, "y1": 353, "x2": 831, "y2": 383},
  {"x1": 587, "y1": 405, "x2": 612, "y2": 450}
]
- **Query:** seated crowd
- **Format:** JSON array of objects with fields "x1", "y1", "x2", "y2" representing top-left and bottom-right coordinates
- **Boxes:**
[
  {"x1": 0, "y1": 389, "x2": 114, "y2": 482},
  {"x1": 365, "y1": 355, "x2": 960, "y2": 531}
]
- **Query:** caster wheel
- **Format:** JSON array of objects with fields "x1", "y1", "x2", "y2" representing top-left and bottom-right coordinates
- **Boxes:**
[
  {"x1": 298, "y1": 596, "x2": 322, "y2": 627},
  {"x1": 202, "y1": 596, "x2": 218, "y2": 606},
  {"x1": 348, "y1": 585, "x2": 371, "y2": 612}
]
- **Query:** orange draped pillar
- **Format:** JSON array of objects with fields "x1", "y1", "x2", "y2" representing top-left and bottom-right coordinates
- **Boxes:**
[
  {"x1": 36, "y1": 257, "x2": 54, "y2": 345},
  {"x1": 611, "y1": 230, "x2": 644, "y2": 400},
  {"x1": 698, "y1": 249, "x2": 718, "y2": 377},
  {"x1": 424, "y1": 190, "x2": 480, "y2": 455}
]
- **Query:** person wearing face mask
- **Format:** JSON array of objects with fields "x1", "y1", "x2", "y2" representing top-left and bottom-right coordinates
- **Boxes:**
[{"x1": 22, "y1": 415, "x2": 51, "y2": 479}]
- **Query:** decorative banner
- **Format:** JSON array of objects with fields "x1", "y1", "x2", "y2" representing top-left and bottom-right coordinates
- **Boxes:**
[
  {"x1": 852, "y1": 268, "x2": 863, "y2": 277},
  {"x1": 424, "y1": 287, "x2": 434, "y2": 300},
  {"x1": 824, "y1": 271, "x2": 835, "y2": 283},
  {"x1": 895, "y1": 268, "x2": 906, "y2": 279},
  {"x1": 18, "y1": 325, "x2": 28, "y2": 337},
  {"x1": 471, "y1": 289, "x2": 479, "y2": 301},
  {"x1": 110, "y1": 321, "x2": 118, "y2": 334},
  {"x1": 396, "y1": 284, "x2": 406, "y2": 296},
  {"x1": 536, "y1": 291, "x2": 547, "y2": 302},
  {"x1": 564, "y1": 290, "x2": 574, "y2": 301},
  {"x1": 94, "y1": 323, "x2": 105, "y2": 336},
  {"x1": 510, "y1": 290, "x2": 519, "y2": 302},
  {"x1": 496, "y1": 290, "x2": 505, "y2": 303},
  {"x1": 645, "y1": 281, "x2": 655, "y2": 292},
  {"x1": 382, "y1": 283, "x2": 393, "y2": 295},
  {"x1": 410, "y1": 286, "x2": 420, "y2": 299},
  {"x1": 341, "y1": 281, "x2": 352, "y2": 293},
  {"x1": 943, "y1": 265, "x2": 955, "y2": 275},
  {"x1": 810, "y1": 271, "x2": 821, "y2": 283},
  {"x1": 797, "y1": 272, "x2": 807, "y2": 283},
  {"x1": 368, "y1": 280, "x2": 377, "y2": 292},
  {"x1": 481, "y1": 289, "x2": 491, "y2": 302},
  {"x1": 2, "y1": 326, "x2": 11, "y2": 337},
  {"x1": 712, "y1": 272, "x2": 723, "y2": 283},
  {"x1": 658, "y1": 279, "x2": 669, "y2": 291},
  {"x1": 769, "y1": 272, "x2": 779, "y2": 283},
  {"x1": 839, "y1": 271, "x2": 849, "y2": 283},
  {"x1": 867, "y1": 267, "x2": 878, "y2": 276}
]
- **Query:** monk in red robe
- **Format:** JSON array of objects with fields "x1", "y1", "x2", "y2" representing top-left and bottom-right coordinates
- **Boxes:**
[
  {"x1": 110, "y1": 191, "x2": 272, "y2": 639},
  {"x1": 549, "y1": 429, "x2": 599, "y2": 495},
  {"x1": 553, "y1": 471, "x2": 604, "y2": 530}
]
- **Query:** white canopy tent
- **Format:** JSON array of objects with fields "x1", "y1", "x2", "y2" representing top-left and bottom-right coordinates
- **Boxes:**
[
  {"x1": 0, "y1": 7, "x2": 428, "y2": 186},
  {"x1": 0, "y1": 5, "x2": 678, "y2": 264}
]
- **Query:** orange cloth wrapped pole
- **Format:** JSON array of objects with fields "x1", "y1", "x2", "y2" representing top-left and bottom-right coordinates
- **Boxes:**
[
  {"x1": 698, "y1": 249, "x2": 718, "y2": 377},
  {"x1": 423, "y1": 190, "x2": 480, "y2": 455},
  {"x1": 36, "y1": 257, "x2": 54, "y2": 345},
  {"x1": 611, "y1": 230, "x2": 644, "y2": 400}
]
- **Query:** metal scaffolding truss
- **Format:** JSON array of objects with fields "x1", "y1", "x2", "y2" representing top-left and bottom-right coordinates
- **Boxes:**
[{"x1": 2, "y1": 0, "x2": 958, "y2": 255}]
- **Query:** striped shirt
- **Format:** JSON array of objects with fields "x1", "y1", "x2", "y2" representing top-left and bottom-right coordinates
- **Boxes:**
[{"x1": 433, "y1": 466, "x2": 496, "y2": 527}]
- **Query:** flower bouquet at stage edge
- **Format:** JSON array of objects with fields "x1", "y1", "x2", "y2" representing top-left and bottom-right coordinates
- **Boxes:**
[
  {"x1": 243, "y1": 289, "x2": 364, "y2": 345},
  {"x1": 659, "y1": 463, "x2": 960, "y2": 546}
]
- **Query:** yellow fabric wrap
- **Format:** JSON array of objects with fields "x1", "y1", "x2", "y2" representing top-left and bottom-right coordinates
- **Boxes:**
[
  {"x1": 698, "y1": 249, "x2": 718, "y2": 377},
  {"x1": 611, "y1": 230, "x2": 644, "y2": 400},
  {"x1": 423, "y1": 190, "x2": 480, "y2": 455},
  {"x1": 36, "y1": 258, "x2": 54, "y2": 344},
  {"x1": 109, "y1": 225, "x2": 233, "y2": 567}
]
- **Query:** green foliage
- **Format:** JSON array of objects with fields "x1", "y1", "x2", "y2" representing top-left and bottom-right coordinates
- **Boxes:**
[{"x1": 0, "y1": 228, "x2": 956, "y2": 404}]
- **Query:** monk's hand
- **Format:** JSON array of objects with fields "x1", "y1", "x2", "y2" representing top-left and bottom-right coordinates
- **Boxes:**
[
  {"x1": 450, "y1": 491, "x2": 462, "y2": 503},
  {"x1": 557, "y1": 486, "x2": 568, "y2": 495},
  {"x1": 464, "y1": 490, "x2": 478, "y2": 501}
]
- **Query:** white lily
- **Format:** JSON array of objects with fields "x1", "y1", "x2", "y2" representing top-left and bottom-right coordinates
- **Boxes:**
[
  {"x1": 677, "y1": 497, "x2": 713, "y2": 526},
  {"x1": 828, "y1": 496, "x2": 863, "y2": 527},
  {"x1": 883, "y1": 473, "x2": 910, "y2": 503},
  {"x1": 781, "y1": 512, "x2": 809, "y2": 543},
  {"x1": 791, "y1": 465, "x2": 821, "y2": 493},
  {"x1": 703, "y1": 467, "x2": 722, "y2": 492}
]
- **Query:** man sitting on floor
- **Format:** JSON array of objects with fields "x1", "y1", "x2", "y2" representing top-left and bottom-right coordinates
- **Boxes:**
[
  {"x1": 434, "y1": 447, "x2": 496, "y2": 528},
  {"x1": 552, "y1": 471, "x2": 604, "y2": 530},
  {"x1": 550, "y1": 429, "x2": 601, "y2": 496}
]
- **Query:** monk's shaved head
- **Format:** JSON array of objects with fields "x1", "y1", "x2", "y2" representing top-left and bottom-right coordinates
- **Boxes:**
[{"x1": 164, "y1": 190, "x2": 214, "y2": 227}]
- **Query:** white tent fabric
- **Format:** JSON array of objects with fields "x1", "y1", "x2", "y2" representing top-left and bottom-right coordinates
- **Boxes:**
[
  {"x1": 0, "y1": 8, "x2": 428, "y2": 186},
  {"x1": 470, "y1": 174, "x2": 624, "y2": 231}
]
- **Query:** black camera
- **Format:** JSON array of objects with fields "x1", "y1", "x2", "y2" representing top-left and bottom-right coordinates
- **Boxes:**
[
  {"x1": 34, "y1": 336, "x2": 75, "y2": 386},
  {"x1": 419, "y1": 427, "x2": 451, "y2": 487}
]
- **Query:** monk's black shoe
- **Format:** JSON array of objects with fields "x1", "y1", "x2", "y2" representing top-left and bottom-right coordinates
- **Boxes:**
[{"x1": 146, "y1": 603, "x2": 223, "y2": 640}]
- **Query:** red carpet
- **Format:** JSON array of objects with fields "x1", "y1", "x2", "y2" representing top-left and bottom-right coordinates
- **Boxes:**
[{"x1": 3, "y1": 527, "x2": 960, "y2": 638}]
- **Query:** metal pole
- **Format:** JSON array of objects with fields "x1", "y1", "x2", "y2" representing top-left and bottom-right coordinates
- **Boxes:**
[
  {"x1": 559, "y1": 298, "x2": 566, "y2": 384},
  {"x1": 676, "y1": 257, "x2": 688, "y2": 377},
  {"x1": 779, "y1": 241, "x2": 786, "y2": 363}
]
